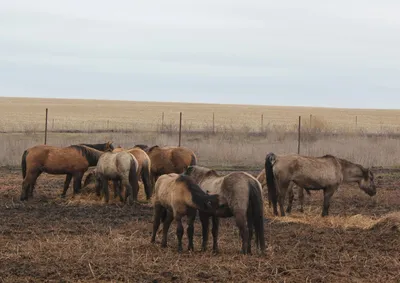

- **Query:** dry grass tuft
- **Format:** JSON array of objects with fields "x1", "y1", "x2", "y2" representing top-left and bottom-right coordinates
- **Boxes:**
[{"x1": 369, "y1": 212, "x2": 400, "y2": 233}]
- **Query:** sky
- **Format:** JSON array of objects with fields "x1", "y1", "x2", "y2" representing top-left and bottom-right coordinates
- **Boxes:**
[{"x1": 0, "y1": 0, "x2": 400, "y2": 109}]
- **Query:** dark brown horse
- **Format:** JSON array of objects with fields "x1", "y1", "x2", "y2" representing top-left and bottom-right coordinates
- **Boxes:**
[
  {"x1": 142, "y1": 145, "x2": 197, "y2": 189},
  {"x1": 79, "y1": 141, "x2": 114, "y2": 152},
  {"x1": 20, "y1": 144, "x2": 104, "y2": 200},
  {"x1": 265, "y1": 153, "x2": 376, "y2": 217}
]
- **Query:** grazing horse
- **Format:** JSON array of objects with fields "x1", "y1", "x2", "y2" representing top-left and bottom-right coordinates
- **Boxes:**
[
  {"x1": 151, "y1": 173, "x2": 219, "y2": 252},
  {"x1": 257, "y1": 168, "x2": 310, "y2": 213},
  {"x1": 143, "y1": 145, "x2": 197, "y2": 189},
  {"x1": 265, "y1": 153, "x2": 377, "y2": 217},
  {"x1": 79, "y1": 141, "x2": 114, "y2": 152},
  {"x1": 20, "y1": 144, "x2": 104, "y2": 201},
  {"x1": 184, "y1": 165, "x2": 266, "y2": 255},
  {"x1": 95, "y1": 151, "x2": 139, "y2": 205},
  {"x1": 112, "y1": 146, "x2": 152, "y2": 199}
]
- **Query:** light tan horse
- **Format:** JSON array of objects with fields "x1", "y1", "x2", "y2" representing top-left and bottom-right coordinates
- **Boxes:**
[
  {"x1": 95, "y1": 151, "x2": 139, "y2": 205},
  {"x1": 113, "y1": 146, "x2": 152, "y2": 199},
  {"x1": 257, "y1": 169, "x2": 309, "y2": 213},
  {"x1": 151, "y1": 173, "x2": 219, "y2": 252},
  {"x1": 265, "y1": 153, "x2": 376, "y2": 217},
  {"x1": 184, "y1": 165, "x2": 266, "y2": 255}
]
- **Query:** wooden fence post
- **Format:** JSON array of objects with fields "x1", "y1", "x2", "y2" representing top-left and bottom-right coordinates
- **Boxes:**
[
  {"x1": 212, "y1": 112, "x2": 215, "y2": 134},
  {"x1": 297, "y1": 116, "x2": 301, "y2": 154},
  {"x1": 178, "y1": 112, "x2": 182, "y2": 147},
  {"x1": 161, "y1": 112, "x2": 164, "y2": 131},
  {"x1": 261, "y1": 114, "x2": 264, "y2": 132},
  {"x1": 44, "y1": 108, "x2": 48, "y2": 145}
]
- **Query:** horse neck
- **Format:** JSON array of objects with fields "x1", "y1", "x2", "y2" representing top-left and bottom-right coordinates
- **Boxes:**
[
  {"x1": 86, "y1": 148, "x2": 103, "y2": 166},
  {"x1": 340, "y1": 160, "x2": 365, "y2": 182}
]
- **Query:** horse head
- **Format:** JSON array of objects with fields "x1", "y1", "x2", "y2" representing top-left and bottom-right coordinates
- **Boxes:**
[{"x1": 359, "y1": 168, "x2": 376, "y2": 196}]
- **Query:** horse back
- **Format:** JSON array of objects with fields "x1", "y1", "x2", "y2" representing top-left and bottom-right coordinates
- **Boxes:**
[{"x1": 218, "y1": 172, "x2": 253, "y2": 209}]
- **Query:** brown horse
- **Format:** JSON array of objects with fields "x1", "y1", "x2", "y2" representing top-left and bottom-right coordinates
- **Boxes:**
[
  {"x1": 151, "y1": 173, "x2": 219, "y2": 252},
  {"x1": 257, "y1": 168, "x2": 309, "y2": 213},
  {"x1": 95, "y1": 151, "x2": 139, "y2": 205},
  {"x1": 265, "y1": 153, "x2": 377, "y2": 217},
  {"x1": 20, "y1": 144, "x2": 104, "y2": 201},
  {"x1": 112, "y1": 146, "x2": 152, "y2": 199},
  {"x1": 79, "y1": 141, "x2": 114, "y2": 152},
  {"x1": 142, "y1": 145, "x2": 197, "y2": 189},
  {"x1": 184, "y1": 165, "x2": 266, "y2": 255}
]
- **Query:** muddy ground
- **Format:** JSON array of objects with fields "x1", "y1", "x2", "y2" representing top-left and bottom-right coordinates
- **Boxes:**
[{"x1": 0, "y1": 166, "x2": 399, "y2": 283}]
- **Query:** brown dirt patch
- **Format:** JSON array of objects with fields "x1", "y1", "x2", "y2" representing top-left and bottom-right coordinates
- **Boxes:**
[{"x1": 0, "y1": 167, "x2": 399, "y2": 282}]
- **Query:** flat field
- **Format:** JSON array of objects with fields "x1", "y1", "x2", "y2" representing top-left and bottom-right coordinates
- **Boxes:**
[
  {"x1": 0, "y1": 166, "x2": 399, "y2": 282},
  {"x1": 1, "y1": 97, "x2": 400, "y2": 167}
]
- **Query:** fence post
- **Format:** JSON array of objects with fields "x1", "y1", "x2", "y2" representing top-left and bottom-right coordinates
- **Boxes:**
[
  {"x1": 355, "y1": 115, "x2": 358, "y2": 127},
  {"x1": 297, "y1": 116, "x2": 301, "y2": 154},
  {"x1": 178, "y1": 112, "x2": 182, "y2": 147},
  {"x1": 212, "y1": 112, "x2": 215, "y2": 134},
  {"x1": 309, "y1": 114, "x2": 312, "y2": 128},
  {"x1": 44, "y1": 108, "x2": 48, "y2": 145},
  {"x1": 52, "y1": 118, "x2": 54, "y2": 130},
  {"x1": 261, "y1": 114, "x2": 264, "y2": 132},
  {"x1": 161, "y1": 112, "x2": 164, "y2": 132}
]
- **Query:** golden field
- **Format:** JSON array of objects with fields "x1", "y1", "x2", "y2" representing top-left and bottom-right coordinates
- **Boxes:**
[{"x1": 1, "y1": 96, "x2": 400, "y2": 167}]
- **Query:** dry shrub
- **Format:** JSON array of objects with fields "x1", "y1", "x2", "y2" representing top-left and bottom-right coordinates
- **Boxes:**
[{"x1": 369, "y1": 212, "x2": 400, "y2": 233}]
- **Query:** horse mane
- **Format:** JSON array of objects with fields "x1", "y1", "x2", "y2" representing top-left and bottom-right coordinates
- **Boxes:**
[
  {"x1": 147, "y1": 145, "x2": 160, "y2": 153},
  {"x1": 134, "y1": 144, "x2": 150, "y2": 151},
  {"x1": 79, "y1": 142, "x2": 114, "y2": 151},
  {"x1": 321, "y1": 154, "x2": 336, "y2": 159},
  {"x1": 177, "y1": 174, "x2": 215, "y2": 209},
  {"x1": 70, "y1": 145, "x2": 102, "y2": 166}
]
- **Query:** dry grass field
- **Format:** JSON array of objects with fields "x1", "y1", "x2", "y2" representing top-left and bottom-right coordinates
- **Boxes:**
[
  {"x1": 1, "y1": 97, "x2": 400, "y2": 167},
  {"x1": 0, "y1": 167, "x2": 399, "y2": 282}
]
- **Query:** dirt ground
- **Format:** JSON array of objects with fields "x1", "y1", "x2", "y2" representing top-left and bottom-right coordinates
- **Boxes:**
[{"x1": 0, "y1": 166, "x2": 399, "y2": 283}]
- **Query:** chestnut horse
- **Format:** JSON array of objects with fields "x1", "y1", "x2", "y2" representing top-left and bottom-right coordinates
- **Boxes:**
[
  {"x1": 20, "y1": 144, "x2": 104, "y2": 200},
  {"x1": 137, "y1": 145, "x2": 197, "y2": 190}
]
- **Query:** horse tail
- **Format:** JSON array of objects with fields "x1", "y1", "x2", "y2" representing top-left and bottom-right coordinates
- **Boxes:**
[
  {"x1": 265, "y1": 152, "x2": 278, "y2": 212},
  {"x1": 21, "y1": 149, "x2": 28, "y2": 179},
  {"x1": 129, "y1": 156, "x2": 139, "y2": 200},
  {"x1": 190, "y1": 152, "x2": 197, "y2": 166},
  {"x1": 141, "y1": 158, "x2": 152, "y2": 200},
  {"x1": 249, "y1": 179, "x2": 266, "y2": 252}
]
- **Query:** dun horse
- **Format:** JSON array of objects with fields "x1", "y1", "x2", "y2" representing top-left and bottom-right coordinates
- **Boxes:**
[
  {"x1": 112, "y1": 146, "x2": 152, "y2": 199},
  {"x1": 141, "y1": 145, "x2": 197, "y2": 188},
  {"x1": 257, "y1": 168, "x2": 309, "y2": 213},
  {"x1": 265, "y1": 153, "x2": 376, "y2": 217},
  {"x1": 184, "y1": 165, "x2": 266, "y2": 255},
  {"x1": 95, "y1": 151, "x2": 139, "y2": 205},
  {"x1": 151, "y1": 173, "x2": 219, "y2": 252},
  {"x1": 20, "y1": 144, "x2": 104, "y2": 201}
]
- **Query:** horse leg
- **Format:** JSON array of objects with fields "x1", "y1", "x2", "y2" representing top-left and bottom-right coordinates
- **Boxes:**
[
  {"x1": 60, "y1": 174, "x2": 73, "y2": 198},
  {"x1": 186, "y1": 208, "x2": 196, "y2": 251},
  {"x1": 211, "y1": 215, "x2": 220, "y2": 254},
  {"x1": 72, "y1": 172, "x2": 84, "y2": 195},
  {"x1": 20, "y1": 170, "x2": 40, "y2": 201},
  {"x1": 29, "y1": 171, "x2": 42, "y2": 197},
  {"x1": 113, "y1": 180, "x2": 123, "y2": 202},
  {"x1": 199, "y1": 212, "x2": 210, "y2": 251},
  {"x1": 175, "y1": 214, "x2": 184, "y2": 253},
  {"x1": 286, "y1": 183, "x2": 295, "y2": 214},
  {"x1": 322, "y1": 186, "x2": 337, "y2": 217},
  {"x1": 298, "y1": 186, "x2": 305, "y2": 213},
  {"x1": 234, "y1": 210, "x2": 249, "y2": 254},
  {"x1": 277, "y1": 180, "x2": 290, "y2": 217},
  {"x1": 102, "y1": 177, "x2": 110, "y2": 203},
  {"x1": 161, "y1": 210, "x2": 173, "y2": 248},
  {"x1": 151, "y1": 204, "x2": 163, "y2": 243}
]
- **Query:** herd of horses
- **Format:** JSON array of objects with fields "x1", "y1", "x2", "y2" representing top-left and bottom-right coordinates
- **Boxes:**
[{"x1": 18, "y1": 141, "x2": 377, "y2": 255}]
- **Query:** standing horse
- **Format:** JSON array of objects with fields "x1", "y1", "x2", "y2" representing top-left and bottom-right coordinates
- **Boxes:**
[
  {"x1": 257, "y1": 168, "x2": 309, "y2": 213},
  {"x1": 143, "y1": 145, "x2": 197, "y2": 190},
  {"x1": 151, "y1": 173, "x2": 219, "y2": 252},
  {"x1": 265, "y1": 153, "x2": 376, "y2": 217},
  {"x1": 184, "y1": 165, "x2": 266, "y2": 255},
  {"x1": 79, "y1": 141, "x2": 114, "y2": 152},
  {"x1": 20, "y1": 144, "x2": 104, "y2": 201},
  {"x1": 113, "y1": 146, "x2": 152, "y2": 199},
  {"x1": 95, "y1": 151, "x2": 139, "y2": 205}
]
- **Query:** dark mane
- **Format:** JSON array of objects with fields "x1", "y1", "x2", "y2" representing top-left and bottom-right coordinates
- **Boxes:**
[
  {"x1": 80, "y1": 142, "x2": 114, "y2": 151},
  {"x1": 70, "y1": 145, "x2": 103, "y2": 166},
  {"x1": 134, "y1": 144, "x2": 150, "y2": 152},
  {"x1": 147, "y1": 145, "x2": 159, "y2": 153},
  {"x1": 321, "y1": 154, "x2": 336, "y2": 159},
  {"x1": 177, "y1": 174, "x2": 217, "y2": 209}
]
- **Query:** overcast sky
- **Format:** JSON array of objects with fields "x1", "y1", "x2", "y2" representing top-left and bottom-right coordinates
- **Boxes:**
[{"x1": 1, "y1": 0, "x2": 400, "y2": 109}]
